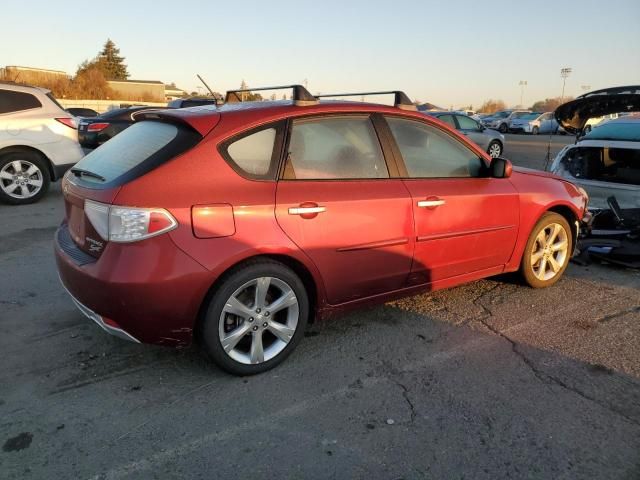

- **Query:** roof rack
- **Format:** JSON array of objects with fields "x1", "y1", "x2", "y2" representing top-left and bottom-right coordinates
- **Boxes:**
[
  {"x1": 314, "y1": 91, "x2": 417, "y2": 110},
  {"x1": 225, "y1": 84, "x2": 318, "y2": 106}
]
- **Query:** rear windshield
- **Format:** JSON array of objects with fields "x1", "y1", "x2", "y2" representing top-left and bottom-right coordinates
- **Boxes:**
[
  {"x1": 584, "y1": 122, "x2": 640, "y2": 142},
  {"x1": 71, "y1": 121, "x2": 200, "y2": 188}
]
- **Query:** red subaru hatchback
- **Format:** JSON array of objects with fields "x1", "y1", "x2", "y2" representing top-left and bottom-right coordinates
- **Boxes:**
[{"x1": 55, "y1": 85, "x2": 588, "y2": 375}]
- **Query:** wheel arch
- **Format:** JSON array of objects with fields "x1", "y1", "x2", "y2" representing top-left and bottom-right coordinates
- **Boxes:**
[
  {"x1": 546, "y1": 204, "x2": 579, "y2": 253},
  {"x1": 193, "y1": 253, "x2": 321, "y2": 343},
  {"x1": 0, "y1": 145, "x2": 55, "y2": 180}
]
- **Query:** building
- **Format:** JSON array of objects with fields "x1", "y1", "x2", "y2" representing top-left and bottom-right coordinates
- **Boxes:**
[
  {"x1": 165, "y1": 83, "x2": 189, "y2": 100},
  {"x1": 106, "y1": 79, "x2": 165, "y2": 102},
  {"x1": 1, "y1": 66, "x2": 69, "y2": 84}
]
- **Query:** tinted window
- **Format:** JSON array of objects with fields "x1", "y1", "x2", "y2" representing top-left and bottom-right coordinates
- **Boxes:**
[
  {"x1": 456, "y1": 115, "x2": 479, "y2": 130},
  {"x1": 181, "y1": 99, "x2": 216, "y2": 108},
  {"x1": 387, "y1": 117, "x2": 483, "y2": 178},
  {"x1": 227, "y1": 128, "x2": 276, "y2": 176},
  {"x1": 100, "y1": 108, "x2": 129, "y2": 119},
  {"x1": 284, "y1": 116, "x2": 388, "y2": 180},
  {"x1": 72, "y1": 121, "x2": 200, "y2": 186},
  {"x1": 584, "y1": 122, "x2": 640, "y2": 142},
  {"x1": 438, "y1": 114, "x2": 456, "y2": 127},
  {"x1": 0, "y1": 89, "x2": 42, "y2": 114}
]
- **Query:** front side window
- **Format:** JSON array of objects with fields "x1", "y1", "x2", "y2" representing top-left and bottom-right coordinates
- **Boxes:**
[
  {"x1": 438, "y1": 114, "x2": 456, "y2": 128},
  {"x1": 386, "y1": 117, "x2": 484, "y2": 178},
  {"x1": 0, "y1": 89, "x2": 42, "y2": 114},
  {"x1": 283, "y1": 116, "x2": 388, "y2": 180},
  {"x1": 456, "y1": 115, "x2": 479, "y2": 130}
]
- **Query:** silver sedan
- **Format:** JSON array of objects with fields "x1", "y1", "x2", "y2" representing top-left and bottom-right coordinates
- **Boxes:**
[{"x1": 426, "y1": 112, "x2": 505, "y2": 157}]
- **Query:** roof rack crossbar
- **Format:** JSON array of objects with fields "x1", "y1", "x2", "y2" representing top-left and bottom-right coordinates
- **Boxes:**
[
  {"x1": 225, "y1": 84, "x2": 318, "y2": 106},
  {"x1": 314, "y1": 90, "x2": 417, "y2": 110}
]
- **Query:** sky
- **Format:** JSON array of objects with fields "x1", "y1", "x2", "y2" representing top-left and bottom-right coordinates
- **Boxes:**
[{"x1": 1, "y1": 0, "x2": 639, "y2": 109}]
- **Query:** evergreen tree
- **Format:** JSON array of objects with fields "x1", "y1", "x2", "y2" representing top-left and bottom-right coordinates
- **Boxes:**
[{"x1": 96, "y1": 39, "x2": 129, "y2": 80}]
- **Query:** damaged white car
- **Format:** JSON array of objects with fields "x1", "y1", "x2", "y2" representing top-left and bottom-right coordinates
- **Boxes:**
[{"x1": 550, "y1": 86, "x2": 640, "y2": 267}]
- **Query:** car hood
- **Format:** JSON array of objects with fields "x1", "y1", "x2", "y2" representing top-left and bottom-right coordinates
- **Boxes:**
[
  {"x1": 513, "y1": 166, "x2": 564, "y2": 180},
  {"x1": 554, "y1": 85, "x2": 640, "y2": 134}
]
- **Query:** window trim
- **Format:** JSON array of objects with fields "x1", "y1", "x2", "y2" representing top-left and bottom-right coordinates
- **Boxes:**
[
  {"x1": 381, "y1": 114, "x2": 490, "y2": 180},
  {"x1": 277, "y1": 113, "x2": 397, "y2": 182},
  {"x1": 218, "y1": 120, "x2": 287, "y2": 181}
]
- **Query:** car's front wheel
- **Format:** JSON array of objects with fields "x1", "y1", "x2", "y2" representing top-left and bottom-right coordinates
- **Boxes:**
[
  {"x1": 499, "y1": 123, "x2": 508, "y2": 133},
  {"x1": 532, "y1": 126, "x2": 540, "y2": 135},
  {"x1": 520, "y1": 212, "x2": 572, "y2": 288},
  {"x1": 0, "y1": 151, "x2": 50, "y2": 205},
  {"x1": 487, "y1": 140, "x2": 502, "y2": 158},
  {"x1": 201, "y1": 260, "x2": 309, "y2": 375}
]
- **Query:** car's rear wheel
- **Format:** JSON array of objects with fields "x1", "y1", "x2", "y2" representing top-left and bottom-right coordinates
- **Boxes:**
[
  {"x1": 487, "y1": 141, "x2": 502, "y2": 158},
  {"x1": 520, "y1": 212, "x2": 572, "y2": 288},
  {"x1": 532, "y1": 126, "x2": 540, "y2": 135},
  {"x1": 0, "y1": 152, "x2": 50, "y2": 205},
  {"x1": 499, "y1": 123, "x2": 508, "y2": 133},
  {"x1": 201, "y1": 260, "x2": 309, "y2": 375}
]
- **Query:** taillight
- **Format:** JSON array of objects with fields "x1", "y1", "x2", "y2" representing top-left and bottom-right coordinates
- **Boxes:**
[
  {"x1": 87, "y1": 122, "x2": 110, "y2": 132},
  {"x1": 55, "y1": 117, "x2": 78, "y2": 129},
  {"x1": 85, "y1": 200, "x2": 177, "y2": 243}
]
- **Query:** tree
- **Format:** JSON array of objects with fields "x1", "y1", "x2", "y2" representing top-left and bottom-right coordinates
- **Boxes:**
[
  {"x1": 477, "y1": 99, "x2": 507, "y2": 114},
  {"x1": 96, "y1": 39, "x2": 129, "y2": 80},
  {"x1": 235, "y1": 80, "x2": 262, "y2": 101},
  {"x1": 71, "y1": 62, "x2": 113, "y2": 99},
  {"x1": 530, "y1": 96, "x2": 574, "y2": 112}
]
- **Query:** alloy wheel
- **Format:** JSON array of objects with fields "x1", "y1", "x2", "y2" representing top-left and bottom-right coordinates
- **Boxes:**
[
  {"x1": 218, "y1": 276, "x2": 299, "y2": 365},
  {"x1": 488, "y1": 142, "x2": 502, "y2": 158},
  {"x1": 530, "y1": 223, "x2": 569, "y2": 281},
  {"x1": 0, "y1": 160, "x2": 44, "y2": 199}
]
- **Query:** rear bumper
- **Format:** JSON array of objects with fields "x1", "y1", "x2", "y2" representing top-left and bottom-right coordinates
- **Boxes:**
[
  {"x1": 60, "y1": 278, "x2": 141, "y2": 343},
  {"x1": 54, "y1": 224, "x2": 214, "y2": 346}
]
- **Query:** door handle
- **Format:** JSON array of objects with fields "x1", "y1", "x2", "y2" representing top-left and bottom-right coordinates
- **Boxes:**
[
  {"x1": 288, "y1": 206, "x2": 326, "y2": 215},
  {"x1": 417, "y1": 199, "x2": 445, "y2": 208}
]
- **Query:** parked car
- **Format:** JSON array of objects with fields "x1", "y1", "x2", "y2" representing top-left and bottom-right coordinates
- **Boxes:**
[
  {"x1": 482, "y1": 110, "x2": 531, "y2": 133},
  {"x1": 425, "y1": 111, "x2": 505, "y2": 157},
  {"x1": 66, "y1": 107, "x2": 99, "y2": 119},
  {"x1": 78, "y1": 106, "x2": 164, "y2": 149},
  {"x1": 0, "y1": 82, "x2": 84, "y2": 204},
  {"x1": 510, "y1": 112, "x2": 559, "y2": 134},
  {"x1": 55, "y1": 85, "x2": 588, "y2": 375},
  {"x1": 167, "y1": 97, "x2": 218, "y2": 108}
]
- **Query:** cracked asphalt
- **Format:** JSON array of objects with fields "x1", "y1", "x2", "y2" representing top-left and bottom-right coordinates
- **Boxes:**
[{"x1": 2, "y1": 135, "x2": 639, "y2": 479}]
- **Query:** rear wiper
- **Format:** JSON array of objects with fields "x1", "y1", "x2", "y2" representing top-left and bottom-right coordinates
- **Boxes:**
[{"x1": 71, "y1": 168, "x2": 106, "y2": 181}]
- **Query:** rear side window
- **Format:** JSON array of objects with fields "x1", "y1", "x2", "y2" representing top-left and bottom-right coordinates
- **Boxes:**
[
  {"x1": 0, "y1": 89, "x2": 42, "y2": 114},
  {"x1": 283, "y1": 116, "x2": 388, "y2": 180},
  {"x1": 220, "y1": 122, "x2": 284, "y2": 180},
  {"x1": 387, "y1": 117, "x2": 483, "y2": 178},
  {"x1": 71, "y1": 121, "x2": 200, "y2": 187}
]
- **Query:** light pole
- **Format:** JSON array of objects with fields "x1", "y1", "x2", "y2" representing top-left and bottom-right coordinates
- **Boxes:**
[
  {"x1": 560, "y1": 67, "x2": 572, "y2": 102},
  {"x1": 519, "y1": 80, "x2": 527, "y2": 108}
]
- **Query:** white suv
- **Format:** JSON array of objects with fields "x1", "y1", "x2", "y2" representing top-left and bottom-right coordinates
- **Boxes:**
[{"x1": 0, "y1": 83, "x2": 84, "y2": 204}]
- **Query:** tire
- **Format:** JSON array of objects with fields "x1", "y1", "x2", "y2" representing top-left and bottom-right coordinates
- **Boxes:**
[
  {"x1": 532, "y1": 126, "x2": 539, "y2": 135},
  {"x1": 201, "y1": 259, "x2": 309, "y2": 375},
  {"x1": 0, "y1": 151, "x2": 50, "y2": 205},
  {"x1": 498, "y1": 123, "x2": 508, "y2": 134},
  {"x1": 520, "y1": 212, "x2": 572, "y2": 288},
  {"x1": 487, "y1": 140, "x2": 502, "y2": 158}
]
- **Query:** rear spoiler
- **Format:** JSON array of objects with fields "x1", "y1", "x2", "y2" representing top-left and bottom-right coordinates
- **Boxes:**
[{"x1": 132, "y1": 108, "x2": 220, "y2": 136}]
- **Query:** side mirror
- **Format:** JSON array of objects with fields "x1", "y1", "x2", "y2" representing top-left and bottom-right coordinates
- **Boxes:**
[
  {"x1": 490, "y1": 157, "x2": 512, "y2": 178},
  {"x1": 478, "y1": 123, "x2": 486, "y2": 131}
]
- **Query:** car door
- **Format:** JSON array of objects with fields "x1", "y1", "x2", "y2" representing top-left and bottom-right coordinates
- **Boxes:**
[
  {"x1": 384, "y1": 116, "x2": 519, "y2": 284},
  {"x1": 455, "y1": 114, "x2": 488, "y2": 150},
  {"x1": 275, "y1": 114, "x2": 415, "y2": 305}
]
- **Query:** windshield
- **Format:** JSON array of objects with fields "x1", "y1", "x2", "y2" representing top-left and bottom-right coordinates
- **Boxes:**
[
  {"x1": 494, "y1": 111, "x2": 510, "y2": 118},
  {"x1": 520, "y1": 113, "x2": 541, "y2": 120},
  {"x1": 584, "y1": 122, "x2": 640, "y2": 142},
  {"x1": 511, "y1": 112, "x2": 531, "y2": 119}
]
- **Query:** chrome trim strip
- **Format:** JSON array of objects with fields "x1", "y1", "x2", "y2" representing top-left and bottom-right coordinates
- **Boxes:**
[
  {"x1": 336, "y1": 237, "x2": 409, "y2": 252},
  {"x1": 417, "y1": 224, "x2": 516, "y2": 243},
  {"x1": 58, "y1": 276, "x2": 140, "y2": 343},
  {"x1": 288, "y1": 206, "x2": 326, "y2": 215}
]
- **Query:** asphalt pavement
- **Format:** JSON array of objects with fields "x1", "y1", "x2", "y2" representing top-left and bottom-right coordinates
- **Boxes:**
[{"x1": 1, "y1": 134, "x2": 639, "y2": 480}]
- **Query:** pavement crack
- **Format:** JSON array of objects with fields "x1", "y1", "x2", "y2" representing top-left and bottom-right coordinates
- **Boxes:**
[
  {"x1": 473, "y1": 292, "x2": 640, "y2": 428},
  {"x1": 597, "y1": 305, "x2": 640, "y2": 323},
  {"x1": 393, "y1": 380, "x2": 417, "y2": 424}
]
